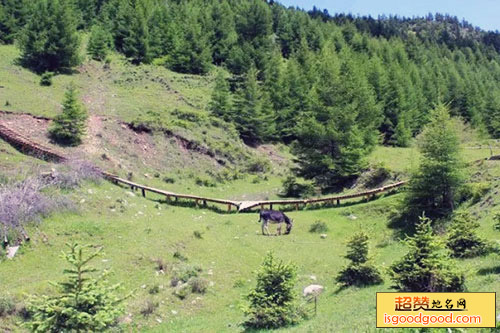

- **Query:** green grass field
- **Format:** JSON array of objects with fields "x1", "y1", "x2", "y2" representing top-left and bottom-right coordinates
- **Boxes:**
[{"x1": 0, "y1": 157, "x2": 499, "y2": 332}]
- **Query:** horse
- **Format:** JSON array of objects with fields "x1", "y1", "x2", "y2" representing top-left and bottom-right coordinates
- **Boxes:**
[{"x1": 258, "y1": 209, "x2": 293, "y2": 236}]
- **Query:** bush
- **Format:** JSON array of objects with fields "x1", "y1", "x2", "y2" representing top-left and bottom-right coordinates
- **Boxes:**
[
  {"x1": 195, "y1": 176, "x2": 216, "y2": 187},
  {"x1": 281, "y1": 176, "x2": 316, "y2": 198},
  {"x1": 336, "y1": 232, "x2": 383, "y2": 287},
  {"x1": 243, "y1": 252, "x2": 304, "y2": 330},
  {"x1": 460, "y1": 182, "x2": 490, "y2": 204},
  {"x1": 363, "y1": 164, "x2": 391, "y2": 188},
  {"x1": 446, "y1": 212, "x2": 491, "y2": 258},
  {"x1": 389, "y1": 216, "x2": 465, "y2": 292},
  {"x1": 163, "y1": 176, "x2": 176, "y2": 184},
  {"x1": 246, "y1": 157, "x2": 271, "y2": 174},
  {"x1": 149, "y1": 285, "x2": 160, "y2": 295},
  {"x1": 495, "y1": 213, "x2": 500, "y2": 231},
  {"x1": 309, "y1": 221, "x2": 329, "y2": 233},
  {"x1": 140, "y1": 299, "x2": 158, "y2": 317},
  {"x1": 39, "y1": 72, "x2": 53, "y2": 86},
  {"x1": 25, "y1": 243, "x2": 127, "y2": 332},
  {"x1": 0, "y1": 296, "x2": 16, "y2": 317},
  {"x1": 188, "y1": 277, "x2": 208, "y2": 294}
]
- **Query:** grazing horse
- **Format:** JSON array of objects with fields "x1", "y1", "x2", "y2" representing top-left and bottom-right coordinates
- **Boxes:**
[{"x1": 258, "y1": 209, "x2": 293, "y2": 236}]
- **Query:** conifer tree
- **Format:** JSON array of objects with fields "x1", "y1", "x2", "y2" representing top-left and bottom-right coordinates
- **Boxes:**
[
  {"x1": 243, "y1": 252, "x2": 302, "y2": 329},
  {"x1": 25, "y1": 243, "x2": 126, "y2": 332},
  {"x1": 446, "y1": 212, "x2": 491, "y2": 258},
  {"x1": 293, "y1": 51, "x2": 381, "y2": 189},
  {"x1": 404, "y1": 104, "x2": 465, "y2": 223},
  {"x1": 337, "y1": 231, "x2": 383, "y2": 286},
  {"x1": 87, "y1": 24, "x2": 111, "y2": 61},
  {"x1": 122, "y1": 3, "x2": 149, "y2": 64},
  {"x1": 209, "y1": 0, "x2": 237, "y2": 65},
  {"x1": 233, "y1": 67, "x2": 275, "y2": 144},
  {"x1": 208, "y1": 71, "x2": 232, "y2": 121},
  {"x1": 19, "y1": 0, "x2": 80, "y2": 72},
  {"x1": 49, "y1": 84, "x2": 88, "y2": 146},
  {"x1": 390, "y1": 216, "x2": 465, "y2": 292}
]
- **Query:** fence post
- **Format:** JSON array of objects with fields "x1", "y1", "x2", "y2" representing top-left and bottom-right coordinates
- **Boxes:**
[
  {"x1": 228, "y1": 203, "x2": 231, "y2": 212},
  {"x1": 141, "y1": 188, "x2": 145, "y2": 197}
]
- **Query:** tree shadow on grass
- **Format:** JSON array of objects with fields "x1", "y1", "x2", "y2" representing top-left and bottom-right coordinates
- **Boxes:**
[{"x1": 477, "y1": 266, "x2": 500, "y2": 275}]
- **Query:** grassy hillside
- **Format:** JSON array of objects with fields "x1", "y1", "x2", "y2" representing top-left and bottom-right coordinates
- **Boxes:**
[{"x1": 0, "y1": 147, "x2": 498, "y2": 332}]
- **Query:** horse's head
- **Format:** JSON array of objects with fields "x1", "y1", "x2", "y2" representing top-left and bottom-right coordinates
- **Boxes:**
[{"x1": 285, "y1": 219, "x2": 293, "y2": 235}]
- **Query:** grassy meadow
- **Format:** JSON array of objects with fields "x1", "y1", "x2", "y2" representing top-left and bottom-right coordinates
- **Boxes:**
[{"x1": 0, "y1": 155, "x2": 499, "y2": 332}]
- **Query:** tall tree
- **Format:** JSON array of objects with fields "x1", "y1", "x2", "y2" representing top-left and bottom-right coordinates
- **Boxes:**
[
  {"x1": 208, "y1": 71, "x2": 232, "y2": 121},
  {"x1": 233, "y1": 66, "x2": 275, "y2": 144},
  {"x1": 87, "y1": 24, "x2": 111, "y2": 61},
  {"x1": 404, "y1": 104, "x2": 465, "y2": 223},
  {"x1": 19, "y1": 0, "x2": 80, "y2": 72},
  {"x1": 293, "y1": 49, "x2": 381, "y2": 190}
]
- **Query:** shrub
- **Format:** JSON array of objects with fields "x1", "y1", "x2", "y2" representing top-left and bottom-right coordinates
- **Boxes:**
[
  {"x1": 39, "y1": 72, "x2": 53, "y2": 86},
  {"x1": 337, "y1": 232, "x2": 383, "y2": 287},
  {"x1": 309, "y1": 221, "x2": 329, "y2": 233},
  {"x1": 0, "y1": 296, "x2": 16, "y2": 317},
  {"x1": 188, "y1": 277, "x2": 208, "y2": 294},
  {"x1": 243, "y1": 252, "x2": 304, "y2": 330},
  {"x1": 163, "y1": 176, "x2": 176, "y2": 184},
  {"x1": 149, "y1": 285, "x2": 160, "y2": 295},
  {"x1": 281, "y1": 176, "x2": 316, "y2": 198},
  {"x1": 246, "y1": 157, "x2": 271, "y2": 174},
  {"x1": 49, "y1": 84, "x2": 88, "y2": 146},
  {"x1": 173, "y1": 250, "x2": 187, "y2": 262},
  {"x1": 25, "y1": 243, "x2": 127, "y2": 332},
  {"x1": 460, "y1": 182, "x2": 490, "y2": 204},
  {"x1": 52, "y1": 160, "x2": 102, "y2": 189},
  {"x1": 0, "y1": 175, "x2": 74, "y2": 242},
  {"x1": 389, "y1": 216, "x2": 465, "y2": 292},
  {"x1": 195, "y1": 176, "x2": 216, "y2": 187},
  {"x1": 495, "y1": 213, "x2": 500, "y2": 231},
  {"x1": 446, "y1": 212, "x2": 491, "y2": 258},
  {"x1": 140, "y1": 299, "x2": 158, "y2": 317},
  {"x1": 363, "y1": 164, "x2": 391, "y2": 188}
]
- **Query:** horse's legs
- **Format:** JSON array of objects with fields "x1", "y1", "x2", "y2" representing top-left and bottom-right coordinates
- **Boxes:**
[
  {"x1": 277, "y1": 223, "x2": 282, "y2": 236},
  {"x1": 261, "y1": 220, "x2": 267, "y2": 236}
]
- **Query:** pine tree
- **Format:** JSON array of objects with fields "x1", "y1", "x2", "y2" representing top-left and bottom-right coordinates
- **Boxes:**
[
  {"x1": 390, "y1": 215, "x2": 465, "y2": 292},
  {"x1": 209, "y1": 0, "x2": 237, "y2": 65},
  {"x1": 49, "y1": 84, "x2": 88, "y2": 146},
  {"x1": 25, "y1": 243, "x2": 126, "y2": 332},
  {"x1": 168, "y1": 4, "x2": 211, "y2": 75},
  {"x1": 243, "y1": 252, "x2": 302, "y2": 329},
  {"x1": 233, "y1": 67, "x2": 275, "y2": 144},
  {"x1": 446, "y1": 212, "x2": 491, "y2": 258},
  {"x1": 293, "y1": 50, "x2": 381, "y2": 189},
  {"x1": 87, "y1": 24, "x2": 111, "y2": 61},
  {"x1": 19, "y1": 0, "x2": 80, "y2": 73},
  {"x1": 404, "y1": 104, "x2": 465, "y2": 223},
  {"x1": 337, "y1": 231, "x2": 383, "y2": 287},
  {"x1": 121, "y1": 3, "x2": 149, "y2": 64},
  {"x1": 208, "y1": 71, "x2": 232, "y2": 121}
]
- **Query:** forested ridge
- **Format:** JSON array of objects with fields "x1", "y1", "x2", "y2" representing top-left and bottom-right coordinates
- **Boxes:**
[{"x1": 1, "y1": 0, "x2": 500, "y2": 189}]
